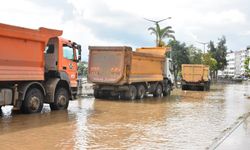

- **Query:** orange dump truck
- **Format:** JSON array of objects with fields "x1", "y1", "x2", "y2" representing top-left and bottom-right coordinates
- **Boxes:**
[
  {"x1": 181, "y1": 64, "x2": 210, "y2": 91},
  {"x1": 0, "y1": 23, "x2": 81, "y2": 113},
  {"x1": 88, "y1": 46, "x2": 174, "y2": 100}
]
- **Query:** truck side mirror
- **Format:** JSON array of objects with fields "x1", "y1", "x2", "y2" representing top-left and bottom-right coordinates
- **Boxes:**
[
  {"x1": 78, "y1": 55, "x2": 81, "y2": 61},
  {"x1": 74, "y1": 44, "x2": 82, "y2": 62},
  {"x1": 168, "y1": 60, "x2": 174, "y2": 72},
  {"x1": 78, "y1": 45, "x2": 82, "y2": 62}
]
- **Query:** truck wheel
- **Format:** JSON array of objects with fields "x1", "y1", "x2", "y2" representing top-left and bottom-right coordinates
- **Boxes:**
[
  {"x1": 182, "y1": 85, "x2": 187, "y2": 90},
  {"x1": 183, "y1": 85, "x2": 190, "y2": 90},
  {"x1": 207, "y1": 83, "x2": 210, "y2": 90},
  {"x1": 163, "y1": 84, "x2": 171, "y2": 96},
  {"x1": 124, "y1": 85, "x2": 137, "y2": 100},
  {"x1": 50, "y1": 88, "x2": 69, "y2": 110},
  {"x1": 103, "y1": 91, "x2": 111, "y2": 99},
  {"x1": 203, "y1": 85, "x2": 207, "y2": 91},
  {"x1": 153, "y1": 84, "x2": 163, "y2": 97},
  {"x1": 21, "y1": 88, "x2": 44, "y2": 114},
  {"x1": 94, "y1": 89, "x2": 102, "y2": 99},
  {"x1": 136, "y1": 84, "x2": 146, "y2": 99}
]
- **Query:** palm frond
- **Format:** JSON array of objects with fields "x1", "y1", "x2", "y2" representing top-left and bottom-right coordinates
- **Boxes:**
[
  {"x1": 167, "y1": 34, "x2": 176, "y2": 40},
  {"x1": 148, "y1": 27, "x2": 157, "y2": 35},
  {"x1": 148, "y1": 27, "x2": 156, "y2": 32},
  {"x1": 147, "y1": 23, "x2": 175, "y2": 46},
  {"x1": 167, "y1": 30, "x2": 175, "y2": 33},
  {"x1": 162, "y1": 26, "x2": 172, "y2": 31}
]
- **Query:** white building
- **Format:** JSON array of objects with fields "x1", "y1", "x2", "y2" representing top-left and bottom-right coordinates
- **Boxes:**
[
  {"x1": 220, "y1": 48, "x2": 250, "y2": 77},
  {"x1": 222, "y1": 51, "x2": 235, "y2": 77}
]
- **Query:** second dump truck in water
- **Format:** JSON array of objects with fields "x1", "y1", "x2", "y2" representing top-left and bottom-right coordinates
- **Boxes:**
[
  {"x1": 181, "y1": 64, "x2": 210, "y2": 91},
  {"x1": 88, "y1": 46, "x2": 174, "y2": 100}
]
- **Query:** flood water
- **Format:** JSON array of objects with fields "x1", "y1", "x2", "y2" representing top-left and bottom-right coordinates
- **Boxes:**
[{"x1": 1, "y1": 83, "x2": 250, "y2": 149}]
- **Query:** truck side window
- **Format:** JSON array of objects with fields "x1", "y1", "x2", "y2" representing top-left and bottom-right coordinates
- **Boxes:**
[
  {"x1": 45, "y1": 45, "x2": 54, "y2": 54},
  {"x1": 63, "y1": 44, "x2": 74, "y2": 60}
]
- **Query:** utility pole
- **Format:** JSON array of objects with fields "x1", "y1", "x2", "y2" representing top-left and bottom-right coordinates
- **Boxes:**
[
  {"x1": 144, "y1": 17, "x2": 172, "y2": 24},
  {"x1": 196, "y1": 41, "x2": 209, "y2": 53},
  {"x1": 144, "y1": 17, "x2": 172, "y2": 47}
]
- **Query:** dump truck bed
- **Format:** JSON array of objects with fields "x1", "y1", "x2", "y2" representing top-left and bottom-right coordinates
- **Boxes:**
[
  {"x1": 88, "y1": 46, "x2": 127, "y2": 84},
  {"x1": 88, "y1": 46, "x2": 166, "y2": 85},
  {"x1": 182, "y1": 64, "x2": 209, "y2": 82},
  {"x1": 0, "y1": 23, "x2": 62, "y2": 81}
]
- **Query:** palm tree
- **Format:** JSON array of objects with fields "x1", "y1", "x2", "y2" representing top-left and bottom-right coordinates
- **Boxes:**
[{"x1": 148, "y1": 23, "x2": 175, "y2": 47}]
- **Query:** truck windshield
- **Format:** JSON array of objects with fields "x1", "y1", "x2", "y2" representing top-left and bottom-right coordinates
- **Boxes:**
[{"x1": 63, "y1": 45, "x2": 74, "y2": 60}]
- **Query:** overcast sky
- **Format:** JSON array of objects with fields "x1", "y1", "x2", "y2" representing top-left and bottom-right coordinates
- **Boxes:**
[{"x1": 1, "y1": 0, "x2": 250, "y2": 60}]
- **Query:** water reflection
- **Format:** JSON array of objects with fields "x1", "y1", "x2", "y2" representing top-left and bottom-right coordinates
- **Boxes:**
[{"x1": 0, "y1": 83, "x2": 250, "y2": 149}]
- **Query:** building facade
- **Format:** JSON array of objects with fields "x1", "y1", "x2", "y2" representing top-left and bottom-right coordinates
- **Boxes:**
[
  {"x1": 222, "y1": 51, "x2": 235, "y2": 77},
  {"x1": 220, "y1": 48, "x2": 250, "y2": 77}
]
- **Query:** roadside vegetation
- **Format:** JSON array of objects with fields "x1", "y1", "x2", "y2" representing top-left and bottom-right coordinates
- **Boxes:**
[
  {"x1": 77, "y1": 20, "x2": 228, "y2": 80},
  {"x1": 244, "y1": 57, "x2": 250, "y2": 76},
  {"x1": 148, "y1": 21, "x2": 175, "y2": 47},
  {"x1": 147, "y1": 21, "x2": 228, "y2": 81},
  {"x1": 78, "y1": 61, "x2": 88, "y2": 77}
]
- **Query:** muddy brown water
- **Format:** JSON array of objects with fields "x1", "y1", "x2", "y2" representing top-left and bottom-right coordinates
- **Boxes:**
[{"x1": 1, "y1": 83, "x2": 250, "y2": 149}]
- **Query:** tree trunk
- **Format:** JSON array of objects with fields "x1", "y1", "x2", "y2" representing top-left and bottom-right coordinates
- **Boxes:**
[
  {"x1": 173, "y1": 66, "x2": 178, "y2": 87},
  {"x1": 210, "y1": 72, "x2": 213, "y2": 81}
]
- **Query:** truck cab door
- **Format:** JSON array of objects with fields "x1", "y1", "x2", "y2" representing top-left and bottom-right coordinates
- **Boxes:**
[
  {"x1": 165, "y1": 58, "x2": 175, "y2": 83},
  {"x1": 61, "y1": 44, "x2": 78, "y2": 87}
]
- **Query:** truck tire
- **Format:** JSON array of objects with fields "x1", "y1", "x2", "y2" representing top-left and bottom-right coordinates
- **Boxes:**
[
  {"x1": 181, "y1": 85, "x2": 186, "y2": 90},
  {"x1": 153, "y1": 84, "x2": 163, "y2": 97},
  {"x1": 102, "y1": 91, "x2": 111, "y2": 99},
  {"x1": 204, "y1": 82, "x2": 210, "y2": 91},
  {"x1": 94, "y1": 89, "x2": 102, "y2": 99},
  {"x1": 50, "y1": 88, "x2": 69, "y2": 110},
  {"x1": 21, "y1": 88, "x2": 44, "y2": 114},
  {"x1": 94, "y1": 90, "x2": 110, "y2": 99},
  {"x1": 136, "y1": 84, "x2": 146, "y2": 99},
  {"x1": 124, "y1": 85, "x2": 137, "y2": 100},
  {"x1": 163, "y1": 84, "x2": 171, "y2": 96},
  {"x1": 182, "y1": 85, "x2": 190, "y2": 90},
  {"x1": 204, "y1": 84, "x2": 208, "y2": 91}
]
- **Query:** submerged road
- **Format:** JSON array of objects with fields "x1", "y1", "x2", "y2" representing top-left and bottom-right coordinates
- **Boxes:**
[{"x1": 1, "y1": 83, "x2": 250, "y2": 149}]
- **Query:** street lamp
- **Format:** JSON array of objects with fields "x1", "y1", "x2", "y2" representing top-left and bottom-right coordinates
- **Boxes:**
[
  {"x1": 144, "y1": 17, "x2": 172, "y2": 47},
  {"x1": 196, "y1": 41, "x2": 209, "y2": 54},
  {"x1": 144, "y1": 17, "x2": 172, "y2": 24}
]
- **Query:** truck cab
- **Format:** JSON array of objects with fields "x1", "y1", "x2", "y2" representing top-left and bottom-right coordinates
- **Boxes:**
[
  {"x1": 164, "y1": 58, "x2": 175, "y2": 86},
  {"x1": 45, "y1": 37, "x2": 81, "y2": 92}
]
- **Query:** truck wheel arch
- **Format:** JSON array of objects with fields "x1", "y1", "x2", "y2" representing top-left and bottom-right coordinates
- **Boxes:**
[
  {"x1": 45, "y1": 78, "x2": 72, "y2": 103},
  {"x1": 56, "y1": 80, "x2": 72, "y2": 100},
  {"x1": 156, "y1": 82, "x2": 164, "y2": 91},
  {"x1": 59, "y1": 71, "x2": 71, "y2": 83},
  {"x1": 19, "y1": 82, "x2": 46, "y2": 101}
]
